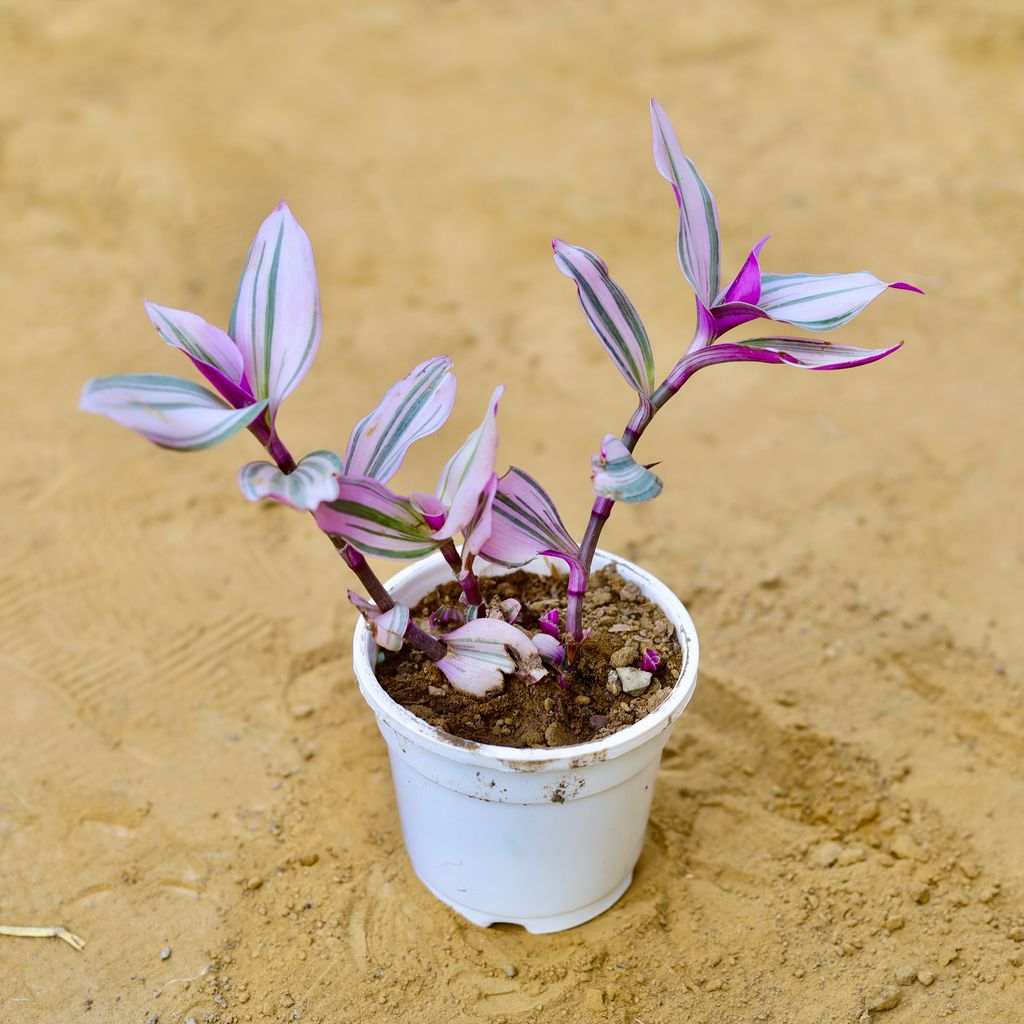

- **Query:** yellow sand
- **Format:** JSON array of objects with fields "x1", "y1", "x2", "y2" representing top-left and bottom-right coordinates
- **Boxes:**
[{"x1": 2, "y1": 1, "x2": 1023, "y2": 1021}]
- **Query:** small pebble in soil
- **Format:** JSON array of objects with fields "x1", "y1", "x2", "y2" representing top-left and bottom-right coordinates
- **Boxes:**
[
  {"x1": 544, "y1": 722, "x2": 575, "y2": 747},
  {"x1": 245, "y1": 877, "x2": 264, "y2": 891},
  {"x1": 160, "y1": 946, "x2": 171, "y2": 961},
  {"x1": 606, "y1": 671, "x2": 622, "y2": 696},
  {"x1": 616, "y1": 668, "x2": 652, "y2": 694},
  {"x1": 504, "y1": 964, "x2": 518, "y2": 977},
  {"x1": 610, "y1": 641, "x2": 640, "y2": 668},
  {"x1": 918, "y1": 970, "x2": 936, "y2": 986}
]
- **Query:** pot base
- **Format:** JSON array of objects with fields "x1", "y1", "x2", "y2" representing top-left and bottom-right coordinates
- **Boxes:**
[{"x1": 416, "y1": 869, "x2": 635, "y2": 934}]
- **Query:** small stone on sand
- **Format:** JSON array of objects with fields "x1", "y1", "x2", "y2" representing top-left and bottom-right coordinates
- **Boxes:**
[
  {"x1": 866, "y1": 986, "x2": 901, "y2": 1012},
  {"x1": 813, "y1": 841, "x2": 844, "y2": 868},
  {"x1": 894, "y1": 964, "x2": 917, "y2": 986}
]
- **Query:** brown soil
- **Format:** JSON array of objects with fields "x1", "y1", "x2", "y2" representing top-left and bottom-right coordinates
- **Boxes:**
[
  {"x1": 4, "y1": 2, "x2": 1024, "y2": 1023},
  {"x1": 375, "y1": 566, "x2": 683, "y2": 748}
]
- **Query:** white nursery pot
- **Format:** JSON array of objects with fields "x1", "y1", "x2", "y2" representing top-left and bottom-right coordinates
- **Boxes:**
[{"x1": 352, "y1": 549, "x2": 699, "y2": 934}]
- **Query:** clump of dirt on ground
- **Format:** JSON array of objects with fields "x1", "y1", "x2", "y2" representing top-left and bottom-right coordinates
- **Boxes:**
[{"x1": 374, "y1": 565, "x2": 683, "y2": 748}]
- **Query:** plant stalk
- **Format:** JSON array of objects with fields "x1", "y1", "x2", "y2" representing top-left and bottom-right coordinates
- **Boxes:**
[
  {"x1": 439, "y1": 539, "x2": 485, "y2": 609},
  {"x1": 255, "y1": 422, "x2": 447, "y2": 662},
  {"x1": 565, "y1": 330, "x2": 701, "y2": 660}
]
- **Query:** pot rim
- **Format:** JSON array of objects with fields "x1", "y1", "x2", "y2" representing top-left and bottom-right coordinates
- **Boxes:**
[{"x1": 352, "y1": 548, "x2": 699, "y2": 773}]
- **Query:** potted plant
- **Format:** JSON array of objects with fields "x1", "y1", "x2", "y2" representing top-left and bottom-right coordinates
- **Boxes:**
[{"x1": 81, "y1": 100, "x2": 919, "y2": 933}]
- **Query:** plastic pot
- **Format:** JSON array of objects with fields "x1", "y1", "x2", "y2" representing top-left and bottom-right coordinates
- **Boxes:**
[{"x1": 351, "y1": 548, "x2": 699, "y2": 934}]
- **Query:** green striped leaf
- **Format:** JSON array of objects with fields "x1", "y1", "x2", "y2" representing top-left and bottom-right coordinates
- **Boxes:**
[
  {"x1": 651, "y1": 99, "x2": 721, "y2": 305},
  {"x1": 314, "y1": 476, "x2": 441, "y2": 560},
  {"x1": 434, "y1": 386, "x2": 503, "y2": 540},
  {"x1": 348, "y1": 591, "x2": 409, "y2": 652},
  {"x1": 753, "y1": 272, "x2": 921, "y2": 332},
  {"x1": 343, "y1": 357, "x2": 456, "y2": 484},
  {"x1": 480, "y1": 467, "x2": 581, "y2": 569},
  {"x1": 231, "y1": 202, "x2": 321, "y2": 414},
  {"x1": 80, "y1": 374, "x2": 268, "y2": 451},
  {"x1": 735, "y1": 336, "x2": 904, "y2": 369},
  {"x1": 591, "y1": 435, "x2": 663, "y2": 503},
  {"x1": 144, "y1": 302, "x2": 244, "y2": 383},
  {"x1": 436, "y1": 618, "x2": 545, "y2": 697},
  {"x1": 238, "y1": 450, "x2": 342, "y2": 511},
  {"x1": 552, "y1": 240, "x2": 655, "y2": 397}
]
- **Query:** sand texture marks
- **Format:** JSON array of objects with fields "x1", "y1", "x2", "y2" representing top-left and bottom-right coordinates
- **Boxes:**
[{"x1": 2, "y1": 0, "x2": 1023, "y2": 1021}]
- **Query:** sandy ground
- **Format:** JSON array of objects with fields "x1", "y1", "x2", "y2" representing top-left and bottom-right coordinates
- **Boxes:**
[{"x1": 2, "y1": 0, "x2": 1023, "y2": 1021}]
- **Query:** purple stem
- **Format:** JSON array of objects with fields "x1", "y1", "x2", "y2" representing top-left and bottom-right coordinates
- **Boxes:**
[
  {"x1": 256, "y1": 418, "x2": 447, "y2": 663},
  {"x1": 439, "y1": 539, "x2": 485, "y2": 610},
  {"x1": 565, "y1": 398, "x2": 655, "y2": 656},
  {"x1": 566, "y1": 329, "x2": 715, "y2": 661},
  {"x1": 404, "y1": 621, "x2": 448, "y2": 661}
]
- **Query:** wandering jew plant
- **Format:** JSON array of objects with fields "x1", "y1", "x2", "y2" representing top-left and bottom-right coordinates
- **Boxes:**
[{"x1": 82, "y1": 102, "x2": 920, "y2": 697}]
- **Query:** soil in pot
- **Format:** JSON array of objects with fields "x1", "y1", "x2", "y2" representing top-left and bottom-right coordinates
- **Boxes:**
[{"x1": 375, "y1": 565, "x2": 684, "y2": 749}]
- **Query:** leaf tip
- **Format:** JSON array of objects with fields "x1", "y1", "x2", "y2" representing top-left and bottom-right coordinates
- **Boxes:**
[{"x1": 890, "y1": 281, "x2": 925, "y2": 296}]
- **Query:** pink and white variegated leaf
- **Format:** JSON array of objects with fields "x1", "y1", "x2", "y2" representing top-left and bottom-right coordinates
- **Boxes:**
[
  {"x1": 538, "y1": 608, "x2": 560, "y2": 637},
  {"x1": 706, "y1": 236, "x2": 772, "y2": 337},
  {"x1": 663, "y1": 338, "x2": 904, "y2": 393},
  {"x1": 80, "y1": 374, "x2": 268, "y2": 451},
  {"x1": 433, "y1": 386, "x2": 503, "y2": 541},
  {"x1": 343, "y1": 357, "x2": 457, "y2": 484},
  {"x1": 480, "y1": 466, "x2": 582, "y2": 573},
  {"x1": 532, "y1": 632, "x2": 565, "y2": 665},
  {"x1": 230, "y1": 202, "x2": 321, "y2": 415},
  {"x1": 736, "y1": 336, "x2": 905, "y2": 370},
  {"x1": 410, "y1": 491, "x2": 447, "y2": 531},
  {"x1": 718, "y1": 237, "x2": 770, "y2": 307},
  {"x1": 651, "y1": 99, "x2": 721, "y2": 305},
  {"x1": 495, "y1": 598, "x2": 522, "y2": 624},
  {"x1": 591, "y1": 435, "x2": 663, "y2": 504},
  {"x1": 552, "y1": 241, "x2": 655, "y2": 398},
  {"x1": 461, "y1": 473, "x2": 498, "y2": 560},
  {"x1": 239, "y1": 450, "x2": 341, "y2": 511},
  {"x1": 348, "y1": 591, "x2": 410, "y2": 652},
  {"x1": 746, "y1": 272, "x2": 922, "y2": 332},
  {"x1": 641, "y1": 648, "x2": 661, "y2": 673},
  {"x1": 314, "y1": 476, "x2": 441, "y2": 559},
  {"x1": 436, "y1": 618, "x2": 545, "y2": 697},
  {"x1": 144, "y1": 302, "x2": 245, "y2": 384}
]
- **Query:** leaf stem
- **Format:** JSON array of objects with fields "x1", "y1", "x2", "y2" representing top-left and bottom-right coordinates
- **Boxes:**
[
  {"x1": 565, "y1": 330, "x2": 699, "y2": 660},
  {"x1": 259, "y1": 423, "x2": 447, "y2": 662},
  {"x1": 439, "y1": 539, "x2": 485, "y2": 610}
]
